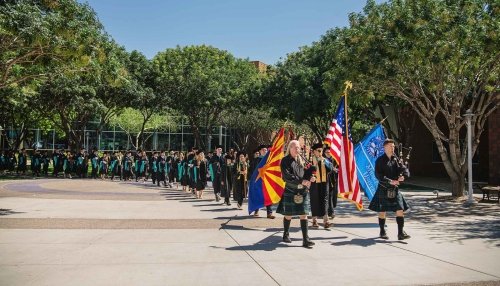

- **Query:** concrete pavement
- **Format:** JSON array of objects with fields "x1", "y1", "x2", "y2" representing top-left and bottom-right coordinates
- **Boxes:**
[{"x1": 0, "y1": 178, "x2": 499, "y2": 286}]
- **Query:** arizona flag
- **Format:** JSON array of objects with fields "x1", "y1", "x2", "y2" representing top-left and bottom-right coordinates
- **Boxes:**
[
  {"x1": 324, "y1": 95, "x2": 363, "y2": 210},
  {"x1": 248, "y1": 128, "x2": 285, "y2": 214}
]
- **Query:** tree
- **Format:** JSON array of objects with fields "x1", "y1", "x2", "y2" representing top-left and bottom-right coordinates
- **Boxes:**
[
  {"x1": 344, "y1": 0, "x2": 499, "y2": 196},
  {"x1": 0, "y1": 0, "x2": 104, "y2": 89},
  {"x1": 109, "y1": 108, "x2": 177, "y2": 150},
  {"x1": 1, "y1": 0, "x2": 122, "y2": 150},
  {"x1": 265, "y1": 32, "x2": 377, "y2": 143},
  {"x1": 35, "y1": 38, "x2": 132, "y2": 150},
  {"x1": 153, "y1": 45, "x2": 260, "y2": 149},
  {"x1": 221, "y1": 107, "x2": 283, "y2": 152},
  {"x1": 0, "y1": 86, "x2": 54, "y2": 149},
  {"x1": 265, "y1": 46, "x2": 334, "y2": 142},
  {"x1": 94, "y1": 42, "x2": 135, "y2": 134},
  {"x1": 123, "y1": 50, "x2": 167, "y2": 148}
]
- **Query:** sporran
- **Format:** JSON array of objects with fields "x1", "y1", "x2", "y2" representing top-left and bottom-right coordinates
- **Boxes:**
[{"x1": 294, "y1": 194, "x2": 304, "y2": 204}]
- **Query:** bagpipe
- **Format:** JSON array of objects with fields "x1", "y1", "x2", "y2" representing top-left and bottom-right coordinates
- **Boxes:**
[
  {"x1": 397, "y1": 143, "x2": 413, "y2": 178},
  {"x1": 299, "y1": 147, "x2": 317, "y2": 181}
]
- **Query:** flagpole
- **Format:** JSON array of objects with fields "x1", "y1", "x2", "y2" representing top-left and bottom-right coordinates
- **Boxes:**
[{"x1": 343, "y1": 81, "x2": 353, "y2": 193}]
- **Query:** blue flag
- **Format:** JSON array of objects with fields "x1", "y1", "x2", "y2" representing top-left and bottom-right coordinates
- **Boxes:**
[{"x1": 354, "y1": 124, "x2": 386, "y2": 201}]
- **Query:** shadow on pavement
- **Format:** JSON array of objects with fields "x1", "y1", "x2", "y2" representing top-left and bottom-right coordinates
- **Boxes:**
[
  {"x1": 201, "y1": 208, "x2": 238, "y2": 212},
  {"x1": 331, "y1": 237, "x2": 382, "y2": 247},
  {"x1": 0, "y1": 208, "x2": 25, "y2": 216}
]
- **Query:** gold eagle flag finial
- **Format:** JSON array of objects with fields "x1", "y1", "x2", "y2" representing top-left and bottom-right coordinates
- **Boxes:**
[{"x1": 343, "y1": 81, "x2": 353, "y2": 97}]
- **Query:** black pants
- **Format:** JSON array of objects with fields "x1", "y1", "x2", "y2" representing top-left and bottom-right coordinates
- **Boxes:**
[
  {"x1": 76, "y1": 165, "x2": 84, "y2": 178},
  {"x1": 158, "y1": 171, "x2": 166, "y2": 186},
  {"x1": 327, "y1": 184, "x2": 338, "y2": 217},
  {"x1": 213, "y1": 175, "x2": 223, "y2": 197},
  {"x1": 151, "y1": 171, "x2": 157, "y2": 184},
  {"x1": 110, "y1": 165, "x2": 121, "y2": 180},
  {"x1": 91, "y1": 167, "x2": 98, "y2": 179},
  {"x1": 123, "y1": 169, "x2": 132, "y2": 181},
  {"x1": 32, "y1": 166, "x2": 41, "y2": 177},
  {"x1": 235, "y1": 178, "x2": 246, "y2": 206}
]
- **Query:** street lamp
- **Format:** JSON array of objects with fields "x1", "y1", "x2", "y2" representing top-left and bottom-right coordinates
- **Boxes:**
[
  {"x1": 0, "y1": 125, "x2": 3, "y2": 151},
  {"x1": 86, "y1": 132, "x2": 90, "y2": 151},
  {"x1": 464, "y1": 109, "x2": 476, "y2": 205}
]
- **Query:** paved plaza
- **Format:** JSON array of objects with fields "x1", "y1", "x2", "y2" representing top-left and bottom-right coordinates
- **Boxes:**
[{"x1": 0, "y1": 178, "x2": 499, "y2": 286}]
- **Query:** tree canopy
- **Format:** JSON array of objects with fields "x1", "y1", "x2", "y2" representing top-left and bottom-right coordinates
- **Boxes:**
[{"x1": 152, "y1": 45, "x2": 261, "y2": 148}]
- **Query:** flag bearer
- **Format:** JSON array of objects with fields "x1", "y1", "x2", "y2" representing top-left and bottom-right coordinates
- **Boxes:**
[{"x1": 368, "y1": 139, "x2": 411, "y2": 240}]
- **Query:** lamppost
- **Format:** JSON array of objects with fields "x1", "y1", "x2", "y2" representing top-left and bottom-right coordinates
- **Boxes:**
[
  {"x1": 86, "y1": 131, "x2": 90, "y2": 151},
  {"x1": 464, "y1": 109, "x2": 476, "y2": 205},
  {"x1": 0, "y1": 125, "x2": 3, "y2": 151}
]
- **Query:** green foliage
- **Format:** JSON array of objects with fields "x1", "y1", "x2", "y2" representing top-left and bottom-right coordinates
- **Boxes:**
[
  {"x1": 110, "y1": 108, "x2": 176, "y2": 134},
  {"x1": 152, "y1": 45, "x2": 260, "y2": 148},
  {"x1": 339, "y1": 0, "x2": 499, "y2": 195},
  {"x1": 265, "y1": 30, "x2": 378, "y2": 143},
  {"x1": 0, "y1": 0, "x2": 105, "y2": 89},
  {"x1": 109, "y1": 107, "x2": 178, "y2": 149}
]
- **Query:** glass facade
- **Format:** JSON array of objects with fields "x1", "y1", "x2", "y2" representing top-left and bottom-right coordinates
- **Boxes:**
[{"x1": 0, "y1": 124, "x2": 234, "y2": 153}]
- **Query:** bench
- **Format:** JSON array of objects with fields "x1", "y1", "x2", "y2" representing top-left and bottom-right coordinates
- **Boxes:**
[{"x1": 481, "y1": 186, "x2": 500, "y2": 203}]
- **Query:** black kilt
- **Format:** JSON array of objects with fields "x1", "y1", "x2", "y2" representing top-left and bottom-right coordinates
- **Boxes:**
[
  {"x1": 277, "y1": 188, "x2": 310, "y2": 216},
  {"x1": 368, "y1": 187, "x2": 410, "y2": 212}
]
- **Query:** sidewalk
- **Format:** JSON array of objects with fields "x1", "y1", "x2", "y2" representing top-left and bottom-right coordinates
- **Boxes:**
[{"x1": 0, "y1": 179, "x2": 498, "y2": 286}]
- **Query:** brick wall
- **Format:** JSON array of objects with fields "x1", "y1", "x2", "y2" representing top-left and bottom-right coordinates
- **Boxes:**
[
  {"x1": 408, "y1": 116, "x2": 489, "y2": 181},
  {"x1": 488, "y1": 109, "x2": 500, "y2": 184},
  {"x1": 250, "y1": 61, "x2": 267, "y2": 74}
]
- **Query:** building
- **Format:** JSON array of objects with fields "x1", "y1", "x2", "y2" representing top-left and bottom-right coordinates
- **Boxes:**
[
  {"x1": 250, "y1": 61, "x2": 267, "y2": 73},
  {"x1": 380, "y1": 106, "x2": 499, "y2": 184}
]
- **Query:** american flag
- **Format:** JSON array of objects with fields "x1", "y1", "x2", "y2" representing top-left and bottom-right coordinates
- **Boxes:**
[{"x1": 324, "y1": 96, "x2": 363, "y2": 210}]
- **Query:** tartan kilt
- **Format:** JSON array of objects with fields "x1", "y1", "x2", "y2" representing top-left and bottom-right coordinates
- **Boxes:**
[
  {"x1": 277, "y1": 188, "x2": 310, "y2": 216},
  {"x1": 368, "y1": 186, "x2": 410, "y2": 212}
]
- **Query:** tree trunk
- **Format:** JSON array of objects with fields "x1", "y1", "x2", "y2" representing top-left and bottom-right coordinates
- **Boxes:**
[
  {"x1": 451, "y1": 174, "x2": 465, "y2": 198},
  {"x1": 193, "y1": 127, "x2": 202, "y2": 149},
  {"x1": 135, "y1": 132, "x2": 141, "y2": 150},
  {"x1": 14, "y1": 123, "x2": 27, "y2": 150},
  {"x1": 189, "y1": 118, "x2": 203, "y2": 149}
]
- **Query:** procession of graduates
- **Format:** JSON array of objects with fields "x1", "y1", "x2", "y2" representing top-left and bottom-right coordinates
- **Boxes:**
[
  {"x1": 0, "y1": 143, "x2": 340, "y2": 220},
  {"x1": 0, "y1": 145, "x2": 264, "y2": 210},
  {"x1": 1, "y1": 138, "x2": 410, "y2": 249}
]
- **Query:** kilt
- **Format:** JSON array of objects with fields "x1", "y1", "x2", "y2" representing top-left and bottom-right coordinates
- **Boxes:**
[
  {"x1": 368, "y1": 187, "x2": 410, "y2": 212},
  {"x1": 277, "y1": 188, "x2": 310, "y2": 216}
]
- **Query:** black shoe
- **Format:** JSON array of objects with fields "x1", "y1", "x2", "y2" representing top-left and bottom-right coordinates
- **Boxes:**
[
  {"x1": 379, "y1": 230, "x2": 389, "y2": 240},
  {"x1": 283, "y1": 233, "x2": 292, "y2": 243},
  {"x1": 398, "y1": 232, "x2": 411, "y2": 240},
  {"x1": 302, "y1": 238, "x2": 315, "y2": 248}
]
